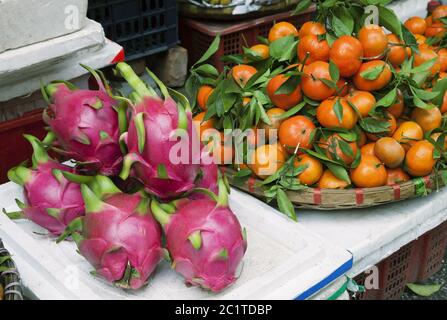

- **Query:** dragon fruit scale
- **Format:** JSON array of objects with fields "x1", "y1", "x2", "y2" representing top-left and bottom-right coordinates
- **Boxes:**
[
  {"x1": 6, "y1": 135, "x2": 85, "y2": 236},
  {"x1": 58, "y1": 175, "x2": 163, "y2": 290},
  {"x1": 42, "y1": 65, "x2": 125, "y2": 176},
  {"x1": 151, "y1": 175, "x2": 247, "y2": 292},
  {"x1": 116, "y1": 62, "x2": 211, "y2": 200}
]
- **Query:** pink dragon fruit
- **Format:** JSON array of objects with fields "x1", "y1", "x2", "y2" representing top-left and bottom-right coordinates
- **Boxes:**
[
  {"x1": 116, "y1": 62, "x2": 209, "y2": 200},
  {"x1": 6, "y1": 135, "x2": 85, "y2": 235},
  {"x1": 188, "y1": 149, "x2": 218, "y2": 200},
  {"x1": 42, "y1": 65, "x2": 124, "y2": 176},
  {"x1": 58, "y1": 175, "x2": 163, "y2": 290},
  {"x1": 151, "y1": 175, "x2": 247, "y2": 292}
]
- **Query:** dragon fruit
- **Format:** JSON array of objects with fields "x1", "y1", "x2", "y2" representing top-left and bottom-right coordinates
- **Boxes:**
[
  {"x1": 189, "y1": 149, "x2": 219, "y2": 200},
  {"x1": 42, "y1": 65, "x2": 125, "y2": 176},
  {"x1": 116, "y1": 62, "x2": 206, "y2": 200},
  {"x1": 58, "y1": 175, "x2": 163, "y2": 290},
  {"x1": 151, "y1": 175, "x2": 247, "y2": 292},
  {"x1": 6, "y1": 135, "x2": 85, "y2": 235}
]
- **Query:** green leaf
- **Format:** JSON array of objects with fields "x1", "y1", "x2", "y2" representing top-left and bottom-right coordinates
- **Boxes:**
[
  {"x1": 327, "y1": 163, "x2": 351, "y2": 183},
  {"x1": 326, "y1": 32, "x2": 337, "y2": 47},
  {"x1": 253, "y1": 91, "x2": 272, "y2": 125},
  {"x1": 432, "y1": 78, "x2": 447, "y2": 105},
  {"x1": 360, "y1": 63, "x2": 386, "y2": 80},
  {"x1": 320, "y1": 78, "x2": 338, "y2": 89},
  {"x1": 376, "y1": 87, "x2": 397, "y2": 108},
  {"x1": 351, "y1": 149, "x2": 361, "y2": 169},
  {"x1": 274, "y1": 75, "x2": 301, "y2": 95},
  {"x1": 270, "y1": 35, "x2": 297, "y2": 62},
  {"x1": 338, "y1": 139, "x2": 354, "y2": 158},
  {"x1": 194, "y1": 64, "x2": 219, "y2": 78},
  {"x1": 402, "y1": 25, "x2": 419, "y2": 53},
  {"x1": 406, "y1": 283, "x2": 442, "y2": 297},
  {"x1": 276, "y1": 188, "x2": 297, "y2": 221},
  {"x1": 234, "y1": 169, "x2": 252, "y2": 178},
  {"x1": 291, "y1": 0, "x2": 312, "y2": 16},
  {"x1": 329, "y1": 60, "x2": 340, "y2": 83},
  {"x1": 411, "y1": 87, "x2": 440, "y2": 101},
  {"x1": 332, "y1": 7, "x2": 354, "y2": 37},
  {"x1": 334, "y1": 99, "x2": 344, "y2": 123},
  {"x1": 411, "y1": 58, "x2": 437, "y2": 74},
  {"x1": 277, "y1": 102, "x2": 306, "y2": 120},
  {"x1": 221, "y1": 54, "x2": 245, "y2": 65},
  {"x1": 322, "y1": 0, "x2": 337, "y2": 8},
  {"x1": 378, "y1": 5, "x2": 402, "y2": 38},
  {"x1": 360, "y1": 117, "x2": 390, "y2": 133},
  {"x1": 257, "y1": 36, "x2": 269, "y2": 45},
  {"x1": 193, "y1": 35, "x2": 221, "y2": 67},
  {"x1": 412, "y1": 94, "x2": 432, "y2": 109},
  {"x1": 185, "y1": 74, "x2": 201, "y2": 109}
]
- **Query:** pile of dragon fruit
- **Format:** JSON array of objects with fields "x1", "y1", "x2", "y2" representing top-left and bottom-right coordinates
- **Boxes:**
[{"x1": 5, "y1": 63, "x2": 247, "y2": 293}]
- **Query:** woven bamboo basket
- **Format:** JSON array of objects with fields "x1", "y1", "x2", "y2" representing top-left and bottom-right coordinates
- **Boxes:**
[
  {"x1": 223, "y1": 167, "x2": 447, "y2": 210},
  {"x1": 0, "y1": 240, "x2": 23, "y2": 300}
]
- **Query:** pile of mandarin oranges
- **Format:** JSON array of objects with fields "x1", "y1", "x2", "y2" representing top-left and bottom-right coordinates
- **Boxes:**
[{"x1": 193, "y1": 5, "x2": 447, "y2": 191}]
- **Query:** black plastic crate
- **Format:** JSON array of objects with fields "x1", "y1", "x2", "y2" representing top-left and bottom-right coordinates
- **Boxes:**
[{"x1": 88, "y1": 0, "x2": 179, "y2": 60}]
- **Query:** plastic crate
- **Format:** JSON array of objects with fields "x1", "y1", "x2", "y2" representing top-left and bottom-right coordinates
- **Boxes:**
[
  {"x1": 412, "y1": 222, "x2": 447, "y2": 282},
  {"x1": 0, "y1": 109, "x2": 47, "y2": 184},
  {"x1": 179, "y1": 9, "x2": 315, "y2": 71},
  {"x1": 353, "y1": 220, "x2": 447, "y2": 300},
  {"x1": 87, "y1": 0, "x2": 179, "y2": 61}
]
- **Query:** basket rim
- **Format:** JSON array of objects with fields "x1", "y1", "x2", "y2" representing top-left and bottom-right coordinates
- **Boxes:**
[
  {"x1": 224, "y1": 166, "x2": 446, "y2": 210},
  {"x1": 0, "y1": 239, "x2": 23, "y2": 301}
]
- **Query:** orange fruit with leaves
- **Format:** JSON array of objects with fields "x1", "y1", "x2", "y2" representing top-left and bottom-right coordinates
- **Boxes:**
[
  {"x1": 374, "y1": 137, "x2": 405, "y2": 168},
  {"x1": 268, "y1": 22, "x2": 299, "y2": 42},
  {"x1": 386, "y1": 168, "x2": 410, "y2": 186},
  {"x1": 350, "y1": 155, "x2": 388, "y2": 188},
  {"x1": 316, "y1": 97, "x2": 358, "y2": 130},
  {"x1": 387, "y1": 34, "x2": 407, "y2": 67},
  {"x1": 278, "y1": 115, "x2": 316, "y2": 152},
  {"x1": 353, "y1": 60, "x2": 392, "y2": 91},
  {"x1": 232, "y1": 65, "x2": 257, "y2": 87},
  {"x1": 411, "y1": 106, "x2": 442, "y2": 132},
  {"x1": 266, "y1": 74, "x2": 302, "y2": 110},
  {"x1": 361, "y1": 142, "x2": 376, "y2": 156},
  {"x1": 301, "y1": 61, "x2": 336, "y2": 101},
  {"x1": 197, "y1": 85, "x2": 214, "y2": 111},
  {"x1": 358, "y1": 24, "x2": 388, "y2": 59},
  {"x1": 319, "y1": 133, "x2": 359, "y2": 165},
  {"x1": 346, "y1": 90, "x2": 376, "y2": 117},
  {"x1": 329, "y1": 35, "x2": 364, "y2": 78},
  {"x1": 294, "y1": 154, "x2": 323, "y2": 186},
  {"x1": 414, "y1": 47, "x2": 441, "y2": 75},
  {"x1": 258, "y1": 108, "x2": 286, "y2": 142},
  {"x1": 249, "y1": 44, "x2": 270, "y2": 59},
  {"x1": 404, "y1": 16, "x2": 427, "y2": 35},
  {"x1": 298, "y1": 21, "x2": 326, "y2": 38},
  {"x1": 297, "y1": 35, "x2": 330, "y2": 64},
  {"x1": 366, "y1": 112, "x2": 397, "y2": 141},
  {"x1": 318, "y1": 170, "x2": 349, "y2": 189},
  {"x1": 392, "y1": 121, "x2": 424, "y2": 151},
  {"x1": 404, "y1": 140, "x2": 436, "y2": 177},
  {"x1": 251, "y1": 144, "x2": 287, "y2": 179}
]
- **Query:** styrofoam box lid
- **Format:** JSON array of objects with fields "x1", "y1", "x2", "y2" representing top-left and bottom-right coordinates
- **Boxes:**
[
  {"x1": 0, "y1": 0, "x2": 87, "y2": 53},
  {"x1": 0, "y1": 183, "x2": 352, "y2": 300}
]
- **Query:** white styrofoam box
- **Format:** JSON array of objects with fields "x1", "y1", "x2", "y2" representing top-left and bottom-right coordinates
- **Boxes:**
[
  {"x1": 388, "y1": 0, "x2": 429, "y2": 21},
  {"x1": 0, "y1": 183, "x2": 352, "y2": 300},
  {"x1": 0, "y1": 20, "x2": 123, "y2": 102},
  {"x1": 298, "y1": 187, "x2": 447, "y2": 277},
  {"x1": 0, "y1": 0, "x2": 87, "y2": 53}
]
